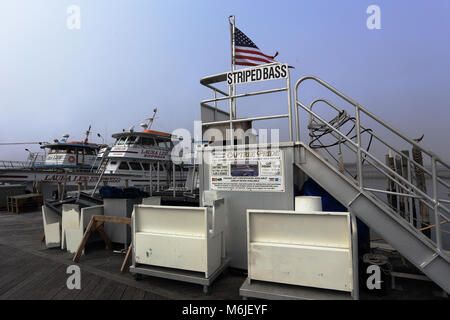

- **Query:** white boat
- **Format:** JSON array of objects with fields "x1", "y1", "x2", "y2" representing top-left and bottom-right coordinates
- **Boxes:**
[{"x1": 0, "y1": 112, "x2": 193, "y2": 197}]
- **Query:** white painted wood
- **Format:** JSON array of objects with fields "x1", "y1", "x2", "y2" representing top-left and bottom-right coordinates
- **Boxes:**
[
  {"x1": 294, "y1": 196, "x2": 322, "y2": 212},
  {"x1": 135, "y1": 205, "x2": 206, "y2": 236},
  {"x1": 249, "y1": 242, "x2": 352, "y2": 292},
  {"x1": 65, "y1": 205, "x2": 104, "y2": 254},
  {"x1": 249, "y1": 210, "x2": 350, "y2": 248},
  {"x1": 247, "y1": 209, "x2": 353, "y2": 292},
  {"x1": 42, "y1": 206, "x2": 61, "y2": 248},
  {"x1": 133, "y1": 202, "x2": 227, "y2": 278},
  {"x1": 135, "y1": 232, "x2": 206, "y2": 272},
  {"x1": 61, "y1": 204, "x2": 80, "y2": 250}
]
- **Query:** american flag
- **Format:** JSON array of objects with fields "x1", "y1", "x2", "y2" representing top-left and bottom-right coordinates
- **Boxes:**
[{"x1": 234, "y1": 27, "x2": 278, "y2": 67}]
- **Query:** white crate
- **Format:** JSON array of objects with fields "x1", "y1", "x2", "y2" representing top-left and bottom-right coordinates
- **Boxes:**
[{"x1": 247, "y1": 209, "x2": 353, "y2": 292}]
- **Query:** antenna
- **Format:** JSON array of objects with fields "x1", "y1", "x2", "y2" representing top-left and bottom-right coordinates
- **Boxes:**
[
  {"x1": 141, "y1": 108, "x2": 158, "y2": 130},
  {"x1": 84, "y1": 125, "x2": 91, "y2": 143}
]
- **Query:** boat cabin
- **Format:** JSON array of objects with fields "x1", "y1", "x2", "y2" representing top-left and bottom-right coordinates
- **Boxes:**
[{"x1": 38, "y1": 141, "x2": 102, "y2": 169}]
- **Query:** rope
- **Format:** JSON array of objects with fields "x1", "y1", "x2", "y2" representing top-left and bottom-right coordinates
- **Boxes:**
[{"x1": 308, "y1": 110, "x2": 374, "y2": 173}]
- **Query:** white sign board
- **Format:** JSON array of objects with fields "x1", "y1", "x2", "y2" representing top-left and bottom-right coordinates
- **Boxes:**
[
  {"x1": 209, "y1": 149, "x2": 284, "y2": 192},
  {"x1": 226, "y1": 63, "x2": 288, "y2": 85}
]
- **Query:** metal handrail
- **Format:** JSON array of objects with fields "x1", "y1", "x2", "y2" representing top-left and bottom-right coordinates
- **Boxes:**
[
  {"x1": 0, "y1": 160, "x2": 35, "y2": 169},
  {"x1": 308, "y1": 99, "x2": 450, "y2": 190},
  {"x1": 200, "y1": 63, "x2": 294, "y2": 143},
  {"x1": 294, "y1": 75, "x2": 450, "y2": 251}
]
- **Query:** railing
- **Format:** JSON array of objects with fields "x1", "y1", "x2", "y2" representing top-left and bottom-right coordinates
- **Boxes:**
[
  {"x1": 200, "y1": 62, "x2": 294, "y2": 144},
  {"x1": 0, "y1": 160, "x2": 37, "y2": 169},
  {"x1": 294, "y1": 76, "x2": 450, "y2": 252}
]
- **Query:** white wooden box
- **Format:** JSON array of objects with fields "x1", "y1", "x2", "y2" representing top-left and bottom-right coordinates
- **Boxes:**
[
  {"x1": 133, "y1": 202, "x2": 226, "y2": 278},
  {"x1": 247, "y1": 209, "x2": 353, "y2": 292}
]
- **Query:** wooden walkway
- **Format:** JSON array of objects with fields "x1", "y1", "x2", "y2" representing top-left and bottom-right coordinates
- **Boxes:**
[{"x1": 0, "y1": 210, "x2": 243, "y2": 300}]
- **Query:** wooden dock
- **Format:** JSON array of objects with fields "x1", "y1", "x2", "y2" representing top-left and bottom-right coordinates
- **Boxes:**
[
  {"x1": 0, "y1": 209, "x2": 242, "y2": 300},
  {"x1": 0, "y1": 209, "x2": 445, "y2": 300}
]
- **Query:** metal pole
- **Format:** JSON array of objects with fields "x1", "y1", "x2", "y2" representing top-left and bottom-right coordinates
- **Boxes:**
[
  {"x1": 229, "y1": 15, "x2": 236, "y2": 118},
  {"x1": 293, "y1": 85, "x2": 300, "y2": 142},
  {"x1": 172, "y1": 162, "x2": 176, "y2": 198},
  {"x1": 157, "y1": 162, "x2": 160, "y2": 192},
  {"x1": 213, "y1": 90, "x2": 217, "y2": 121},
  {"x1": 229, "y1": 15, "x2": 236, "y2": 147},
  {"x1": 286, "y1": 70, "x2": 293, "y2": 142},
  {"x1": 431, "y1": 157, "x2": 442, "y2": 250},
  {"x1": 355, "y1": 106, "x2": 363, "y2": 189},
  {"x1": 149, "y1": 162, "x2": 153, "y2": 197}
]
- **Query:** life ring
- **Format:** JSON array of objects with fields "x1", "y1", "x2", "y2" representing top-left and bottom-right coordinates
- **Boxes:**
[{"x1": 68, "y1": 155, "x2": 76, "y2": 163}]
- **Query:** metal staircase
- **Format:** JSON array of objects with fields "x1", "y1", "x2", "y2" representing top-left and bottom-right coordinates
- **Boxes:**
[{"x1": 293, "y1": 76, "x2": 450, "y2": 293}]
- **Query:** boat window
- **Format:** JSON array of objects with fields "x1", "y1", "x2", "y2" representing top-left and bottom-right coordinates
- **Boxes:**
[
  {"x1": 158, "y1": 141, "x2": 168, "y2": 149},
  {"x1": 117, "y1": 137, "x2": 127, "y2": 145},
  {"x1": 85, "y1": 149, "x2": 96, "y2": 155},
  {"x1": 141, "y1": 137, "x2": 156, "y2": 146},
  {"x1": 118, "y1": 161, "x2": 130, "y2": 170},
  {"x1": 110, "y1": 161, "x2": 117, "y2": 165},
  {"x1": 141, "y1": 163, "x2": 150, "y2": 170},
  {"x1": 67, "y1": 149, "x2": 75, "y2": 154},
  {"x1": 129, "y1": 162, "x2": 143, "y2": 170},
  {"x1": 126, "y1": 136, "x2": 139, "y2": 145}
]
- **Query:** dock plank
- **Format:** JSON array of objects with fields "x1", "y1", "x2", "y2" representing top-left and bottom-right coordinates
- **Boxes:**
[
  {"x1": 0, "y1": 209, "x2": 245, "y2": 300},
  {"x1": 121, "y1": 286, "x2": 146, "y2": 300}
]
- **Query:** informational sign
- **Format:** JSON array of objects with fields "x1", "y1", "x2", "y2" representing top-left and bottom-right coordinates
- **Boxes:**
[
  {"x1": 226, "y1": 63, "x2": 288, "y2": 85},
  {"x1": 209, "y1": 149, "x2": 284, "y2": 192}
]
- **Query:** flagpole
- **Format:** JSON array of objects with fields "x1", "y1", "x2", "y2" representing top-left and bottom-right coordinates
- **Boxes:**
[{"x1": 229, "y1": 15, "x2": 236, "y2": 119}]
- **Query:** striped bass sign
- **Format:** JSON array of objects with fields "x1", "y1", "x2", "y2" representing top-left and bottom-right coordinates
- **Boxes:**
[{"x1": 227, "y1": 63, "x2": 288, "y2": 85}]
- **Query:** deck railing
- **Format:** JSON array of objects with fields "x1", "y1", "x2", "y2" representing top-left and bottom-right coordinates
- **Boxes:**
[{"x1": 294, "y1": 76, "x2": 450, "y2": 252}]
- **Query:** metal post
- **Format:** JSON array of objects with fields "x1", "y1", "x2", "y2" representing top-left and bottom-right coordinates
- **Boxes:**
[
  {"x1": 286, "y1": 71, "x2": 293, "y2": 142},
  {"x1": 149, "y1": 162, "x2": 153, "y2": 197},
  {"x1": 157, "y1": 162, "x2": 160, "y2": 192},
  {"x1": 172, "y1": 162, "x2": 176, "y2": 198},
  {"x1": 431, "y1": 157, "x2": 442, "y2": 250},
  {"x1": 228, "y1": 15, "x2": 236, "y2": 147},
  {"x1": 355, "y1": 106, "x2": 363, "y2": 189},
  {"x1": 228, "y1": 84, "x2": 234, "y2": 147},
  {"x1": 293, "y1": 83, "x2": 300, "y2": 142},
  {"x1": 229, "y1": 15, "x2": 236, "y2": 118},
  {"x1": 403, "y1": 151, "x2": 414, "y2": 225},
  {"x1": 213, "y1": 90, "x2": 217, "y2": 121}
]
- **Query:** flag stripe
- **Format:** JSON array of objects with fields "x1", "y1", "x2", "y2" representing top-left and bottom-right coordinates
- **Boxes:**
[
  {"x1": 235, "y1": 61, "x2": 261, "y2": 67},
  {"x1": 235, "y1": 47, "x2": 276, "y2": 60},
  {"x1": 233, "y1": 26, "x2": 278, "y2": 67},
  {"x1": 235, "y1": 54, "x2": 274, "y2": 64}
]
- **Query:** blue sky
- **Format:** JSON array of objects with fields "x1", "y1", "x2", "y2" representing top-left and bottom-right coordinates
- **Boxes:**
[{"x1": 0, "y1": 0, "x2": 449, "y2": 161}]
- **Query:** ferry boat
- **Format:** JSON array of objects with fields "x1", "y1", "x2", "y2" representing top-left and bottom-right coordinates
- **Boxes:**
[
  {"x1": 97, "y1": 110, "x2": 189, "y2": 189},
  {"x1": 35, "y1": 131, "x2": 105, "y2": 170},
  {"x1": 0, "y1": 114, "x2": 193, "y2": 197}
]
